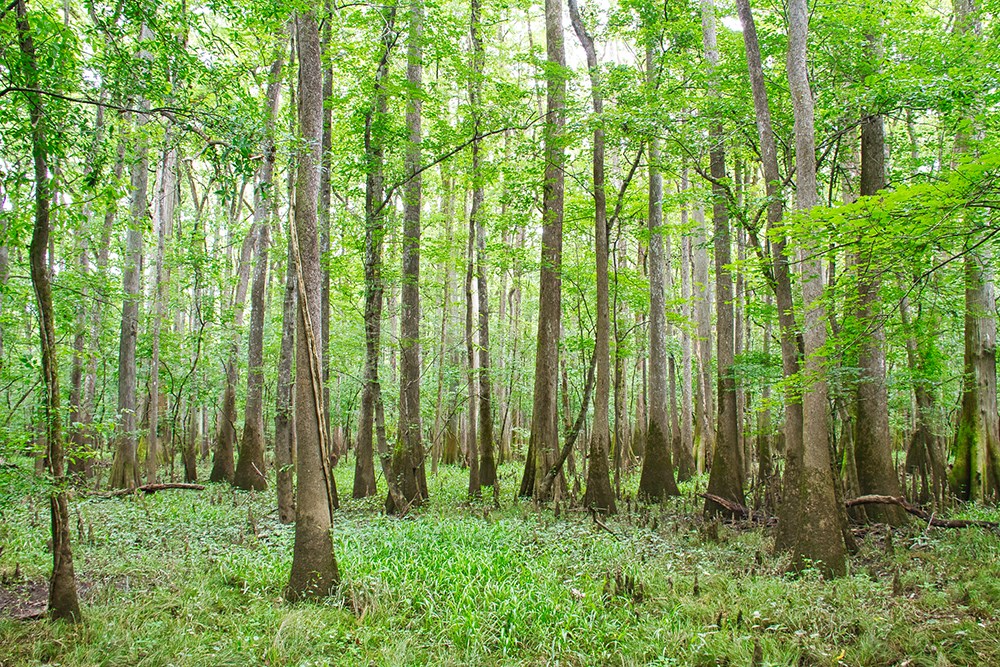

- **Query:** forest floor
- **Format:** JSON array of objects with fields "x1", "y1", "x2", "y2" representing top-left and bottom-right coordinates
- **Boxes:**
[{"x1": 0, "y1": 457, "x2": 998, "y2": 666}]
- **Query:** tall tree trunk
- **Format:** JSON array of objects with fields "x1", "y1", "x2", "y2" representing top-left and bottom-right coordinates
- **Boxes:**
[
  {"x1": 569, "y1": 0, "x2": 615, "y2": 513},
  {"x1": 519, "y1": 0, "x2": 566, "y2": 502},
  {"x1": 852, "y1": 97, "x2": 905, "y2": 523},
  {"x1": 16, "y1": 0, "x2": 82, "y2": 620},
  {"x1": 211, "y1": 218, "x2": 254, "y2": 483},
  {"x1": 286, "y1": 10, "x2": 340, "y2": 600},
  {"x1": 110, "y1": 23, "x2": 154, "y2": 491},
  {"x1": 950, "y1": 0, "x2": 1000, "y2": 501},
  {"x1": 389, "y1": 0, "x2": 428, "y2": 513},
  {"x1": 465, "y1": 189, "x2": 479, "y2": 495},
  {"x1": 275, "y1": 57, "x2": 298, "y2": 522},
  {"x1": 639, "y1": 42, "x2": 680, "y2": 501},
  {"x1": 781, "y1": 0, "x2": 846, "y2": 576},
  {"x1": 354, "y1": 7, "x2": 396, "y2": 499},
  {"x1": 235, "y1": 48, "x2": 285, "y2": 492},
  {"x1": 735, "y1": 0, "x2": 804, "y2": 552},
  {"x1": 703, "y1": 0, "x2": 744, "y2": 517},
  {"x1": 147, "y1": 137, "x2": 176, "y2": 486},
  {"x1": 679, "y1": 181, "x2": 695, "y2": 479},
  {"x1": 320, "y1": 13, "x2": 334, "y2": 466},
  {"x1": 692, "y1": 205, "x2": 713, "y2": 473}
]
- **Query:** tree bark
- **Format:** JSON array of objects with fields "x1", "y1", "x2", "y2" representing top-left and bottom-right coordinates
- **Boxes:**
[
  {"x1": 569, "y1": 0, "x2": 615, "y2": 514},
  {"x1": 519, "y1": 0, "x2": 566, "y2": 503},
  {"x1": 782, "y1": 0, "x2": 846, "y2": 576},
  {"x1": 16, "y1": 0, "x2": 82, "y2": 620},
  {"x1": 235, "y1": 48, "x2": 285, "y2": 492},
  {"x1": 852, "y1": 101, "x2": 905, "y2": 523},
  {"x1": 110, "y1": 23, "x2": 155, "y2": 491},
  {"x1": 389, "y1": 0, "x2": 428, "y2": 513},
  {"x1": 286, "y1": 10, "x2": 340, "y2": 600},
  {"x1": 354, "y1": 6, "x2": 396, "y2": 499},
  {"x1": 702, "y1": 0, "x2": 745, "y2": 518}
]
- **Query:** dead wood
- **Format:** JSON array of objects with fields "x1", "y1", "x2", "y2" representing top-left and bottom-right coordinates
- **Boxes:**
[
  {"x1": 846, "y1": 495, "x2": 999, "y2": 529},
  {"x1": 92, "y1": 483, "x2": 206, "y2": 498}
]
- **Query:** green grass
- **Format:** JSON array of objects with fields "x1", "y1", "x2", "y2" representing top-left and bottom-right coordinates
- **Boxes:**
[{"x1": 1, "y1": 458, "x2": 998, "y2": 666}]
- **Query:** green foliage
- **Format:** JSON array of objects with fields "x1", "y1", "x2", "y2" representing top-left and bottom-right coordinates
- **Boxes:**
[{"x1": 1, "y1": 460, "x2": 998, "y2": 665}]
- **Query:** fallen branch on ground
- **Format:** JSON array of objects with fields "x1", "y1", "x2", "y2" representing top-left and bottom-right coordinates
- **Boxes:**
[
  {"x1": 845, "y1": 495, "x2": 999, "y2": 529},
  {"x1": 92, "y1": 483, "x2": 206, "y2": 498}
]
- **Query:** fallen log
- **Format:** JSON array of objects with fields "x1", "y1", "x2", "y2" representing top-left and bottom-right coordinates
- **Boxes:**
[
  {"x1": 699, "y1": 493, "x2": 749, "y2": 519},
  {"x1": 845, "y1": 495, "x2": 999, "y2": 529},
  {"x1": 92, "y1": 483, "x2": 206, "y2": 498}
]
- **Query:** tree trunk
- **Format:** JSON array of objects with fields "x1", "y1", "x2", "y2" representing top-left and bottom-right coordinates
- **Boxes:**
[
  {"x1": 639, "y1": 41, "x2": 680, "y2": 502},
  {"x1": 702, "y1": 0, "x2": 745, "y2": 517},
  {"x1": 388, "y1": 0, "x2": 428, "y2": 513},
  {"x1": 519, "y1": 0, "x2": 566, "y2": 503},
  {"x1": 781, "y1": 0, "x2": 846, "y2": 576},
  {"x1": 692, "y1": 205, "x2": 713, "y2": 474},
  {"x1": 569, "y1": 0, "x2": 615, "y2": 513},
  {"x1": 286, "y1": 11, "x2": 340, "y2": 600},
  {"x1": 16, "y1": 0, "x2": 82, "y2": 620},
  {"x1": 852, "y1": 103, "x2": 905, "y2": 523},
  {"x1": 679, "y1": 175, "x2": 695, "y2": 480},
  {"x1": 354, "y1": 7, "x2": 396, "y2": 499},
  {"x1": 235, "y1": 49, "x2": 285, "y2": 492},
  {"x1": 110, "y1": 23, "x2": 155, "y2": 491},
  {"x1": 735, "y1": 0, "x2": 804, "y2": 553},
  {"x1": 275, "y1": 117, "x2": 298, "y2": 523},
  {"x1": 147, "y1": 137, "x2": 176, "y2": 486}
]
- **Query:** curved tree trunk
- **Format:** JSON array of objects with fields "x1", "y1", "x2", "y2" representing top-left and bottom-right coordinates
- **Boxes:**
[{"x1": 17, "y1": 0, "x2": 82, "y2": 620}]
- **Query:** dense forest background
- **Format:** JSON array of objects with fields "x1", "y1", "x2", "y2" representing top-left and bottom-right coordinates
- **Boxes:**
[{"x1": 1, "y1": 0, "x2": 999, "y2": 662}]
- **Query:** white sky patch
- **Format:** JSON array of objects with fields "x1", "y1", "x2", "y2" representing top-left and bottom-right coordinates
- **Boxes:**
[{"x1": 721, "y1": 16, "x2": 743, "y2": 32}]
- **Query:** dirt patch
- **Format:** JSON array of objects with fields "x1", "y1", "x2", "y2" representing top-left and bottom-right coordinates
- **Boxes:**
[{"x1": 0, "y1": 579, "x2": 48, "y2": 621}]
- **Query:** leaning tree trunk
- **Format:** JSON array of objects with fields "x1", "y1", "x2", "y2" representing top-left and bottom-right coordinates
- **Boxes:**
[
  {"x1": 286, "y1": 10, "x2": 340, "y2": 600},
  {"x1": 235, "y1": 49, "x2": 285, "y2": 492},
  {"x1": 702, "y1": 0, "x2": 745, "y2": 518},
  {"x1": 17, "y1": 0, "x2": 82, "y2": 620},
  {"x1": 519, "y1": 0, "x2": 566, "y2": 503},
  {"x1": 569, "y1": 0, "x2": 615, "y2": 513},
  {"x1": 735, "y1": 0, "x2": 804, "y2": 552}
]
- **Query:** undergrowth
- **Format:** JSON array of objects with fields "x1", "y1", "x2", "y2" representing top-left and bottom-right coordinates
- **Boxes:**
[{"x1": 0, "y1": 458, "x2": 997, "y2": 666}]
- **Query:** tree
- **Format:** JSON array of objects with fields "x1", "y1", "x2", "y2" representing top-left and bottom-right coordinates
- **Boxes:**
[
  {"x1": 234, "y1": 46, "x2": 285, "y2": 492},
  {"x1": 15, "y1": 0, "x2": 82, "y2": 620},
  {"x1": 286, "y1": 9, "x2": 340, "y2": 600},
  {"x1": 702, "y1": 0, "x2": 744, "y2": 518},
  {"x1": 388, "y1": 0, "x2": 429, "y2": 513},
  {"x1": 638, "y1": 41, "x2": 680, "y2": 502},
  {"x1": 568, "y1": 0, "x2": 615, "y2": 514},
  {"x1": 519, "y1": 0, "x2": 566, "y2": 503},
  {"x1": 780, "y1": 0, "x2": 847, "y2": 576},
  {"x1": 110, "y1": 23, "x2": 154, "y2": 491}
]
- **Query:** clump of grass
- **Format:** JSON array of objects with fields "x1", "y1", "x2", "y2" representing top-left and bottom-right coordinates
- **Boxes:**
[{"x1": 1, "y1": 457, "x2": 998, "y2": 666}]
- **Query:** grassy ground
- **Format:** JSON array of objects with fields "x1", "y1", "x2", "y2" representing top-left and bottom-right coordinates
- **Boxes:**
[{"x1": 0, "y1": 457, "x2": 998, "y2": 666}]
